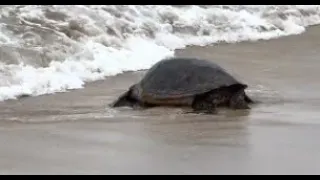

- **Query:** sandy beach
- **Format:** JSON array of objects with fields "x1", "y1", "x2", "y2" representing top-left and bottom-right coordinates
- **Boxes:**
[{"x1": 0, "y1": 26, "x2": 320, "y2": 175}]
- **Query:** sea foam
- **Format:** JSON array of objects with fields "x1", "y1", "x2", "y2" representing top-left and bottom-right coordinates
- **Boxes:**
[{"x1": 0, "y1": 5, "x2": 319, "y2": 101}]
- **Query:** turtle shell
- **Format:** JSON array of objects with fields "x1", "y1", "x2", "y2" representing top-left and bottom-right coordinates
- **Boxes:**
[{"x1": 135, "y1": 57, "x2": 247, "y2": 101}]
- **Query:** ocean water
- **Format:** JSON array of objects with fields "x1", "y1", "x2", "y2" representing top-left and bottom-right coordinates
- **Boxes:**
[{"x1": 0, "y1": 5, "x2": 319, "y2": 101}]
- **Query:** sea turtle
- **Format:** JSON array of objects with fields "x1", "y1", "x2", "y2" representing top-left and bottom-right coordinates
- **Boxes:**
[{"x1": 111, "y1": 57, "x2": 253, "y2": 113}]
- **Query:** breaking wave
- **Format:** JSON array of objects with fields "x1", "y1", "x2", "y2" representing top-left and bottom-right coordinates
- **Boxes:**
[{"x1": 0, "y1": 5, "x2": 319, "y2": 101}]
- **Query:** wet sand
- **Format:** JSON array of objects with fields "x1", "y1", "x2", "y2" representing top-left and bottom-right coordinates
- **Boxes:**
[{"x1": 1, "y1": 26, "x2": 320, "y2": 175}]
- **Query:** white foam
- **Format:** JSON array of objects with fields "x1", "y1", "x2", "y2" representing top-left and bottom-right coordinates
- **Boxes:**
[{"x1": 0, "y1": 5, "x2": 320, "y2": 101}]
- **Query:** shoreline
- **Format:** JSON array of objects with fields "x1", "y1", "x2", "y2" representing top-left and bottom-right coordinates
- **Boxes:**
[
  {"x1": 1, "y1": 25, "x2": 319, "y2": 104},
  {"x1": 0, "y1": 25, "x2": 320, "y2": 174}
]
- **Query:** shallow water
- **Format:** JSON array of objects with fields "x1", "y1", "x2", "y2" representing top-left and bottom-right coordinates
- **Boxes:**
[{"x1": 0, "y1": 26, "x2": 320, "y2": 175}]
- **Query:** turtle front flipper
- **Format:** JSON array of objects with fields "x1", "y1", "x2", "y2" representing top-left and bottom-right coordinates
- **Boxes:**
[
  {"x1": 229, "y1": 90, "x2": 250, "y2": 109},
  {"x1": 190, "y1": 95, "x2": 218, "y2": 114}
]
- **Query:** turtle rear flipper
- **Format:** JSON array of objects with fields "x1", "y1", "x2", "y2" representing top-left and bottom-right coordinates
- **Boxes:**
[
  {"x1": 110, "y1": 88, "x2": 154, "y2": 109},
  {"x1": 245, "y1": 94, "x2": 254, "y2": 103},
  {"x1": 110, "y1": 90, "x2": 135, "y2": 108}
]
